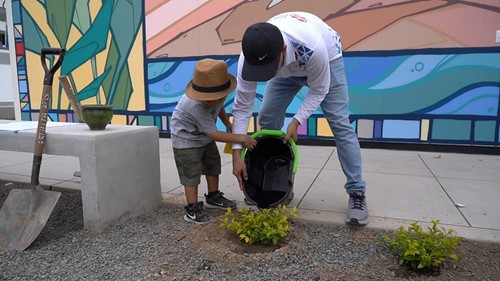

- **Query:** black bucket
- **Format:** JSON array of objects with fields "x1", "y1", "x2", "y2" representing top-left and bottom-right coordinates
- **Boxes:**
[{"x1": 242, "y1": 130, "x2": 298, "y2": 209}]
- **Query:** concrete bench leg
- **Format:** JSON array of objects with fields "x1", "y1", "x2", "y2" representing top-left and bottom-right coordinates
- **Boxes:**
[{"x1": 78, "y1": 128, "x2": 161, "y2": 232}]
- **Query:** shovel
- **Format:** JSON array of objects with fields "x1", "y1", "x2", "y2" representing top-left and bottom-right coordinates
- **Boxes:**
[
  {"x1": 0, "y1": 48, "x2": 66, "y2": 251},
  {"x1": 59, "y1": 75, "x2": 83, "y2": 177}
]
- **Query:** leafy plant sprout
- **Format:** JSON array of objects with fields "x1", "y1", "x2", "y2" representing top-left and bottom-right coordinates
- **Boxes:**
[
  {"x1": 220, "y1": 204, "x2": 299, "y2": 246},
  {"x1": 382, "y1": 220, "x2": 462, "y2": 271}
]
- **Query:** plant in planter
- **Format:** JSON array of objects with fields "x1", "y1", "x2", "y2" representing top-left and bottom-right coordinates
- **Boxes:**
[
  {"x1": 59, "y1": 76, "x2": 113, "y2": 130},
  {"x1": 220, "y1": 204, "x2": 299, "y2": 246},
  {"x1": 80, "y1": 104, "x2": 114, "y2": 130}
]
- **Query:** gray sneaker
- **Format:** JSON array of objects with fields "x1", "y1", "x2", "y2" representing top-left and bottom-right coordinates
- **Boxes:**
[
  {"x1": 184, "y1": 202, "x2": 213, "y2": 224},
  {"x1": 205, "y1": 191, "x2": 237, "y2": 210},
  {"x1": 346, "y1": 192, "x2": 369, "y2": 226}
]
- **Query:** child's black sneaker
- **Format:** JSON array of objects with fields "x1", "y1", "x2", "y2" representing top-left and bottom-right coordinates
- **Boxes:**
[
  {"x1": 184, "y1": 202, "x2": 212, "y2": 224},
  {"x1": 205, "y1": 191, "x2": 237, "y2": 210}
]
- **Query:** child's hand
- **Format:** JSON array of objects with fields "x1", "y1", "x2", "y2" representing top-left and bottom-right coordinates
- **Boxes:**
[{"x1": 242, "y1": 136, "x2": 257, "y2": 151}]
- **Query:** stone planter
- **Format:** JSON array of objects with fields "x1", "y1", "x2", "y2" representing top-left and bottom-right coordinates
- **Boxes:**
[{"x1": 81, "y1": 104, "x2": 113, "y2": 130}]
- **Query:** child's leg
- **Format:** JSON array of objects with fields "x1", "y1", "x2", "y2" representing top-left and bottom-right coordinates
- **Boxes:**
[
  {"x1": 201, "y1": 142, "x2": 237, "y2": 210},
  {"x1": 184, "y1": 185, "x2": 199, "y2": 205},
  {"x1": 206, "y1": 175, "x2": 219, "y2": 193},
  {"x1": 173, "y1": 147, "x2": 203, "y2": 203},
  {"x1": 184, "y1": 184, "x2": 212, "y2": 224},
  {"x1": 173, "y1": 147, "x2": 212, "y2": 223},
  {"x1": 201, "y1": 142, "x2": 222, "y2": 195}
]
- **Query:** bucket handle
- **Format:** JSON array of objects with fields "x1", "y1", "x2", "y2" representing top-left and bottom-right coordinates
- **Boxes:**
[{"x1": 241, "y1": 129, "x2": 298, "y2": 174}]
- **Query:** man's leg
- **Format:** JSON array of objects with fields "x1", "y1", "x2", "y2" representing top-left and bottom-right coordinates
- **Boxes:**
[
  {"x1": 321, "y1": 57, "x2": 365, "y2": 192},
  {"x1": 259, "y1": 76, "x2": 305, "y2": 130},
  {"x1": 320, "y1": 57, "x2": 368, "y2": 225}
]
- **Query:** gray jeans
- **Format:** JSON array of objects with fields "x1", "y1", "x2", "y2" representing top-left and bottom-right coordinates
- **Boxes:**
[{"x1": 258, "y1": 57, "x2": 366, "y2": 193}]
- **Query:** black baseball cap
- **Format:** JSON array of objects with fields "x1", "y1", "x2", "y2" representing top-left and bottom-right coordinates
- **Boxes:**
[{"x1": 241, "y1": 22, "x2": 284, "y2": 81}]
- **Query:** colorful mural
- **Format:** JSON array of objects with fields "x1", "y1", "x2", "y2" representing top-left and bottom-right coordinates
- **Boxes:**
[
  {"x1": 11, "y1": 0, "x2": 145, "y2": 125},
  {"x1": 144, "y1": 0, "x2": 500, "y2": 146},
  {"x1": 10, "y1": 0, "x2": 500, "y2": 146}
]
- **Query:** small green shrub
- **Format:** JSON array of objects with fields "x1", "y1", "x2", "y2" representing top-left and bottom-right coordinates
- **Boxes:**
[
  {"x1": 382, "y1": 220, "x2": 462, "y2": 270},
  {"x1": 220, "y1": 205, "x2": 299, "y2": 245}
]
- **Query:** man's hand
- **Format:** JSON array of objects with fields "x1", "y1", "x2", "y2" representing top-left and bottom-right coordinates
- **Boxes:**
[
  {"x1": 232, "y1": 149, "x2": 247, "y2": 190},
  {"x1": 284, "y1": 118, "x2": 300, "y2": 143}
]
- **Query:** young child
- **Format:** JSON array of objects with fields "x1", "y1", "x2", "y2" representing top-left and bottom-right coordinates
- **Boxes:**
[{"x1": 171, "y1": 58, "x2": 257, "y2": 224}]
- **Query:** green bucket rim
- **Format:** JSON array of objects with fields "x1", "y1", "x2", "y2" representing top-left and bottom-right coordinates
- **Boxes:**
[{"x1": 240, "y1": 129, "x2": 298, "y2": 174}]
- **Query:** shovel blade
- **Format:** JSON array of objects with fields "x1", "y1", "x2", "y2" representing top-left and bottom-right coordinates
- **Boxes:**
[{"x1": 0, "y1": 188, "x2": 61, "y2": 251}]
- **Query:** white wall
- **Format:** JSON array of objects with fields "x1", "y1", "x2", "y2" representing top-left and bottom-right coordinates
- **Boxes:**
[
  {"x1": 4, "y1": 0, "x2": 20, "y2": 120},
  {"x1": 0, "y1": 49, "x2": 13, "y2": 102},
  {"x1": 1, "y1": 1, "x2": 13, "y2": 102}
]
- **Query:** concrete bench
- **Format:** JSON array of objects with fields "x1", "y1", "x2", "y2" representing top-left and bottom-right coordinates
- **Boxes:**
[{"x1": 0, "y1": 122, "x2": 162, "y2": 232}]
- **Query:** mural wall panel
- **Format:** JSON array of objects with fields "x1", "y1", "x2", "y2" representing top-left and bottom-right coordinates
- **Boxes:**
[{"x1": 11, "y1": 0, "x2": 500, "y2": 146}]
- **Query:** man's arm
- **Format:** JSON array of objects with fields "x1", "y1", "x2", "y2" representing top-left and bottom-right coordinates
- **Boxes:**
[
  {"x1": 293, "y1": 41, "x2": 330, "y2": 125},
  {"x1": 284, "y1": 42, "x2": 330, "y2": 143},
  {"x1": 231, "y1": 54, "x2": 257, "y2": 149},
  {"x1": 231, "y1": 53, "x2": 257, "y2": 188},
  {"x1": 232, "y1": 149, "x2": 246, "y2": 189}
]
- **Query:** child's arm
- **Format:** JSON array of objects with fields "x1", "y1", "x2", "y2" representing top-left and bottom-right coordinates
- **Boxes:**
[
  {"x1": 209, "y1": 131, "x2": 256, "y2": 150},
  {"x1": 219, "y1": 107, "x2": 232, "y2": 132}
]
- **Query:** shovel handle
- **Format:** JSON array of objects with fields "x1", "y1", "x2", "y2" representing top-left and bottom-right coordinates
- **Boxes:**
[
  {"x1": 31, "y1": 48, "x2": 66, "y2": 187},
  {"x1": 41, "y1": 48, "x2": 65, "y2": 86},
  {"x1": 59, "y1": 76, "x2": 83, "y2": 123},
  {"x1": 31, "y1": 85, "x2": 53, "y2": 186}
]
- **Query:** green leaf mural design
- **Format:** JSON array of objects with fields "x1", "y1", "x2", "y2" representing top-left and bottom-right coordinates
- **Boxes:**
[
  {"x1": 113, "y1": 64, "x2": 133, "y2": 110},
  {"x1": 21, "y1": 5, "x2": 49, "y2": 56},
  {"x1": 45, "y1": 0, "x2": 76, "y2": 48},
  {"x1": 75, "y1": 67, "x2": 111, "y2": 101},
  {"x1": 102, "y1": 38, "x2": 134, "y2": 109},
  {"x1": 104, "y1": 0, "x2": 142, "y2": 107},
  {"x1": 21, "y1": 4, "x2": 56, "y2": 109},
  {"x1": 73, "y1": 0, "x2": 91, "y2": 34},
  {"x1": 45, "y1": 0, "x2": 77, "y2": 108},
  {"x1": 60, "y1": 0, "x2": 112, "y2": 76},
  {"x1": 73, "y1": 0, "x2": 99, "y2": 102},
  {"x1": 21, "y1": 0, "x2": 143, "y2": 112}
]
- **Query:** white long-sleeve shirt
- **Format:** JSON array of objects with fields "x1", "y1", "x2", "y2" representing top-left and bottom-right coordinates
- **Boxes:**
[{"x1": 232, "y1": 12, "x2": 342, "y2": 149}]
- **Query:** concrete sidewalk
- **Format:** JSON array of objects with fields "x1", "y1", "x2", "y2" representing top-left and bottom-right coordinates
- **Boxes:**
[{"x1": 1, "y1": 138, "x2": 499, "y2": 243}]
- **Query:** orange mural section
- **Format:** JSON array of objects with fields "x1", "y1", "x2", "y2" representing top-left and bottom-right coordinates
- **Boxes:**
[
  {"x1": 146, "y1": 0, "x2": 244, "y2": 57},
  {"x1": 145, "y1": 0, "x2": 500, "y2": 57}
]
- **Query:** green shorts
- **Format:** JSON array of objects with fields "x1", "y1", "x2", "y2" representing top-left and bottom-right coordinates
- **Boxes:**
[{"x1": 173, "y1": 141, "x2": 221, "y2": 186}]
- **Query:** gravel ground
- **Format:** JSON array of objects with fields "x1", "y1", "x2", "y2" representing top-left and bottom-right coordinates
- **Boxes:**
[{"x1": 1, "y1": 181, "x2": 499, "y2": 280}]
